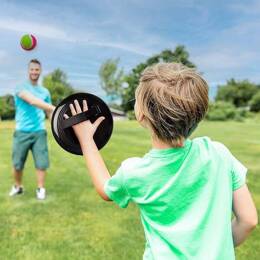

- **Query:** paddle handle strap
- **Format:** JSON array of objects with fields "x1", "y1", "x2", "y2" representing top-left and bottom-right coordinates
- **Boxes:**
[{"x1": 62, "y1": 106, "x2": 101, "y2": 129}]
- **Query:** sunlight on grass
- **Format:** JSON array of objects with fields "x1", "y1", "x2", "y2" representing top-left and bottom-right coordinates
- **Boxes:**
[{"x1": 0, "y1": 120, "x2": 259, "y2": 259}]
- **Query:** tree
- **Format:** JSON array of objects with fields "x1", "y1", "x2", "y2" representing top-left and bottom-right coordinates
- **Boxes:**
[
  {"x1": 0, "y1": 95, "x2": 15, "y2": 120},
  {"x1": 99, "y1": 58, "x2": 124, "y2": 102},
  {"x1": 121, "y1": 45, "x2": 196, "y2": 112},
  {"x1": 249, "y1": 91, "x2": 260, "y2": 112},
  {"x1": 216, "y1": 79, "x2": 258, "y2": 107},
  {"x1": 43, "y1": 69, "x2": 74, "y2": 106},
  {"x1": 98, "y1": 46, "x2": 196, "y2": 112},
  {"x1": 206, "y1": 101, "x2": 237, "y2": 121}
]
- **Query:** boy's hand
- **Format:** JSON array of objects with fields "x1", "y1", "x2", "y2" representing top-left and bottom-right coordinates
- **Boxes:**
[{"x1": 64, "y1": 99, "x2": 105, "y2": 144}]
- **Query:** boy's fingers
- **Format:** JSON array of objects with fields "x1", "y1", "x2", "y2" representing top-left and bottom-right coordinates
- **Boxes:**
[
  {"x1": 74, "y1": 100, "x2": 82, "y2": 113},
  {"x1": 83, "y1": 100, "x2": 88, "y2": 112},
  {"x1": 70, "y1": 104, "x2": 76, "y2": 115},
  {"x1": 93, "y1": 116, "x2": 105, "y2": 129},
  {"x1": 64, "y1": 113, "x2": 69, "y2": 119}
]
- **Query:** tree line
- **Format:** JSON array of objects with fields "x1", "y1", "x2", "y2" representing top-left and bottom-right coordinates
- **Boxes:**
[
  {"x1": 1, "y1": 45, "x2": 260, "y2": 120},
  {"x1": 99, "y1": 45, "x2": 260, "y2": 121}
]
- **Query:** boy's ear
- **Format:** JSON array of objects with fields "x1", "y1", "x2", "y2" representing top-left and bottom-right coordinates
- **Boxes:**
[
  {"x1": 139, "y1": 114, "x2": 145, "y2": 122},
  {"x1": 136, "y1": 111, "x2": 144, "y2": 122},
  {"x1": 138, "y1": 114, "x2": 148, "y2": 128}
]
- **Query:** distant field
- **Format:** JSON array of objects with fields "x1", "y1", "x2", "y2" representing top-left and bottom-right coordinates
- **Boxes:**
[{"x1": 0, "y1": 120, "x2": 259, "y2": 259}]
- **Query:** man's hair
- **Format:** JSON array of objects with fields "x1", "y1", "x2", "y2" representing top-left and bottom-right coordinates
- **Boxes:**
[
  {"x1": 135, "y1": 62, "x2": 209, "y2": 146},
  {"x1": 29, "y1": 59, "x2": 41, "y2": 66}
]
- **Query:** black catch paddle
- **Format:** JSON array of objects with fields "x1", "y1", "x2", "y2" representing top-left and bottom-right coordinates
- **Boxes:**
[{"x1": 51, "y1": 93, "x2": 113, "y2": 155}]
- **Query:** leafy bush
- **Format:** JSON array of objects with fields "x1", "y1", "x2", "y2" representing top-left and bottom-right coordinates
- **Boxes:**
[
  {"x1": 0, "y1": 95, "x2": 15, "y2": 120},
  {"x1": 249, "y1": 91, "x2": 260, "y2": 112},
  {"x1": 216, "y1": 79, "x2": 258, "y2": 107},
  {"x1": 126, "y1": 110, "x2": 136, "y2": 120},
  {"x1": 206, "y1": 101, "x2": 240, "y2": 121},
  {"x1": 43, "y1": 69, "x2": 74, "y2": 106}
]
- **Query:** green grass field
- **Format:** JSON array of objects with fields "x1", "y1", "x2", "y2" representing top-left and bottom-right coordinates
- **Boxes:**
[{"x1": 0, "y1": 120, "x2": 259, "y2": 259}]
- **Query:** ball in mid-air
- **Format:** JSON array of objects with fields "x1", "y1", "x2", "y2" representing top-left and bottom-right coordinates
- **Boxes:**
[{"x1": 20, "y1": 34, "x2": 37, "y2": 51}]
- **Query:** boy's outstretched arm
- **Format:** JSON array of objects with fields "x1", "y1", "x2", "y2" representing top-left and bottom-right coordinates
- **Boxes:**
[
  {"x1": 79, "y1": 137, "x2": 111, "y2": 201},
  {"x1": 232, "y1": 184, "x2": 258, "y2": 247},
  {"x1": 66, "y1": 99, "x2": 111, "y2": 201}
]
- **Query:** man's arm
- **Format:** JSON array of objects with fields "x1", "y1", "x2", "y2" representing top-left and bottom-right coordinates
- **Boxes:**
[
  {"x1": 232, "y1": 184, "x2": 258, "y2": 247},
  {"x1": 19, "y1": 91, "x2": 55, "y2": 113}
]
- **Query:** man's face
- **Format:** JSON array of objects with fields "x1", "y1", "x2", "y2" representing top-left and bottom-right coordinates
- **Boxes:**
[{"x1": 28, "y1": 62, "x2": 41, "y2": 82}]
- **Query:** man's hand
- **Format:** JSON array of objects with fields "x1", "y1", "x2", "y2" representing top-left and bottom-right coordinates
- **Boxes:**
[
  {"x1": 46, "y1": 106, "x2": 55, "y2": 120},
  {"x1": 65, "y1": 99, "x2": 105, "y2": 144}
]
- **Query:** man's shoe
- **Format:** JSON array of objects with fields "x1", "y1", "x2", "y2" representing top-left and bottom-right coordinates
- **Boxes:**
[
  {"x1": 9, "y1": 185, "x2": 24, "y2": 196},
  {"x1": 36, "y1": 187, "x2": 46, "y2": 200}
]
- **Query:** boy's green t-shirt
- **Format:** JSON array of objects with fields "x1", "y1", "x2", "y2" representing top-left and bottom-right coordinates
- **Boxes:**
[{"x1": 104, "y1": 136, "x2": 247, "y2": 260}]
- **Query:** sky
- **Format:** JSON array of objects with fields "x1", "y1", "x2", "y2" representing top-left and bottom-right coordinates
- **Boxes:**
[{"x1": 0, "y1": 0, "x2": 259, "y2": 100}]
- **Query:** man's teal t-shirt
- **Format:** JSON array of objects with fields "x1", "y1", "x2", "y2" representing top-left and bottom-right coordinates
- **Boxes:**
[
  {"x1": 14, "y1": 81, "x2": 51, "y2": 132},
  {"x1": 104, "y1": 137, "x2": 247, "y2": 260}
]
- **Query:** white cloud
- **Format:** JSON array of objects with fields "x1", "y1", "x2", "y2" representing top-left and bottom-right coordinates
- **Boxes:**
[
  {"x1": 0, "y1": 18, "x2": 69, "y2": 41},
  {"x1": 0, "y1": 17, "x2": 159, "y2": 57},
  {"x1": 229, "y1": 0, "x2": 260, "y2": 15},
  {"x1": 193, "y1": 49, "x2": 257, "y2": 70},
  {"x1": 0, "y1": 49, "x2": 8, "y2": 61},
  {"x1": 221, "y1": 19, "x2": 260, "y2": 40},
  {"x1": 89, "y1": 41, "x2": 150, "y2": 56},
  {"x1": 1, "y1": 0, "x2": 259, "y2": 98},
  {"x1": 191, "y1": 11, "x2": 260, "y2": 82},
  {"x1": 68, "y1": 72, "x2": 99, "y2": 79},
  {"x1": 0, "y1": 72, "x2": 16, "y2": 80}
]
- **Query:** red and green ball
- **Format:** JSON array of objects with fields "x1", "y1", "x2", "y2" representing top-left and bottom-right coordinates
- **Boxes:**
[{"x1": 20, "y1": 34, "x2": 37, "y2": 51}]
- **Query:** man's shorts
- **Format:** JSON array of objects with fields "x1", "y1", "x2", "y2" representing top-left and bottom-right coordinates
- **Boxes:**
[{"x1": 12, "y1": 130, "x2": 49, "y2": 171}]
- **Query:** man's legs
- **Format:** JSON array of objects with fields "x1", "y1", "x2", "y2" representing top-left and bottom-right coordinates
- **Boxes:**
[
  {"x1": 10, "y1": 131, "x2": 31, "y2": 196},
  {"x1": 13, "y1": 168, "x2": 23, "y2": 187},
  {"x1": 9, "y1": 168, "x2": 24, "y2": 196},
  {"x1": 32, "y1": 130, "x2": 49, "y2": 200},
  {"x1": 35, "y1": 169, "x2": 47, "y2": 200},
  {"x1": 36, "y1": 169, "x2": 46, "y2": 188}
]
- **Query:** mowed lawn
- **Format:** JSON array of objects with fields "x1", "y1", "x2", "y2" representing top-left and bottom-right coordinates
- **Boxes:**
[{"x1": 0, "y1": 119, "x2": 259, "y2": 260}]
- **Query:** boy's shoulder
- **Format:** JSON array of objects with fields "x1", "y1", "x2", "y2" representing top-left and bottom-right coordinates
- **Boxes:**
[
  {"x1": 192, "y1": 136, "x2": 232, "y2": 158},
  {"x1": 118, "y1": 156, "x2": 153, "y2": 178},
  {"x1": 193, "y1": 136, "x2": 226, "y2": 148},
  {"x1": 121, "y1": 157, "x2": 146, "y2": 171},
  {"x1": 119, "y1": 137, "x2": 232, "y2": 173},
  {"x1": 192, "y1": 136, "x2": 211, "y2": 145}
]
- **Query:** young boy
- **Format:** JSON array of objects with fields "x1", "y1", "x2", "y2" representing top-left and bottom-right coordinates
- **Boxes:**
[{"x1": 67, "y1": 63, "x2": 258, "y2": 259}]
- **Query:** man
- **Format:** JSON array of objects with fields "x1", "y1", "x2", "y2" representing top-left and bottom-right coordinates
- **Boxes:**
[{"x1": 9, "y1": 59, "x2": 55, "y2": 200}]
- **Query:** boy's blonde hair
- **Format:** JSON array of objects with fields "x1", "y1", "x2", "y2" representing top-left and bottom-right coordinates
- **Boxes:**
[{"x1": 135, "y1": 62, "x2": 208, "y2": 146}]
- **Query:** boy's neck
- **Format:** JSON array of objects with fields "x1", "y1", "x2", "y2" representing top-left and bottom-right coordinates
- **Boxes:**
[{"x1": 151, "y1": 136, "x2": 184, "y2": 149}]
